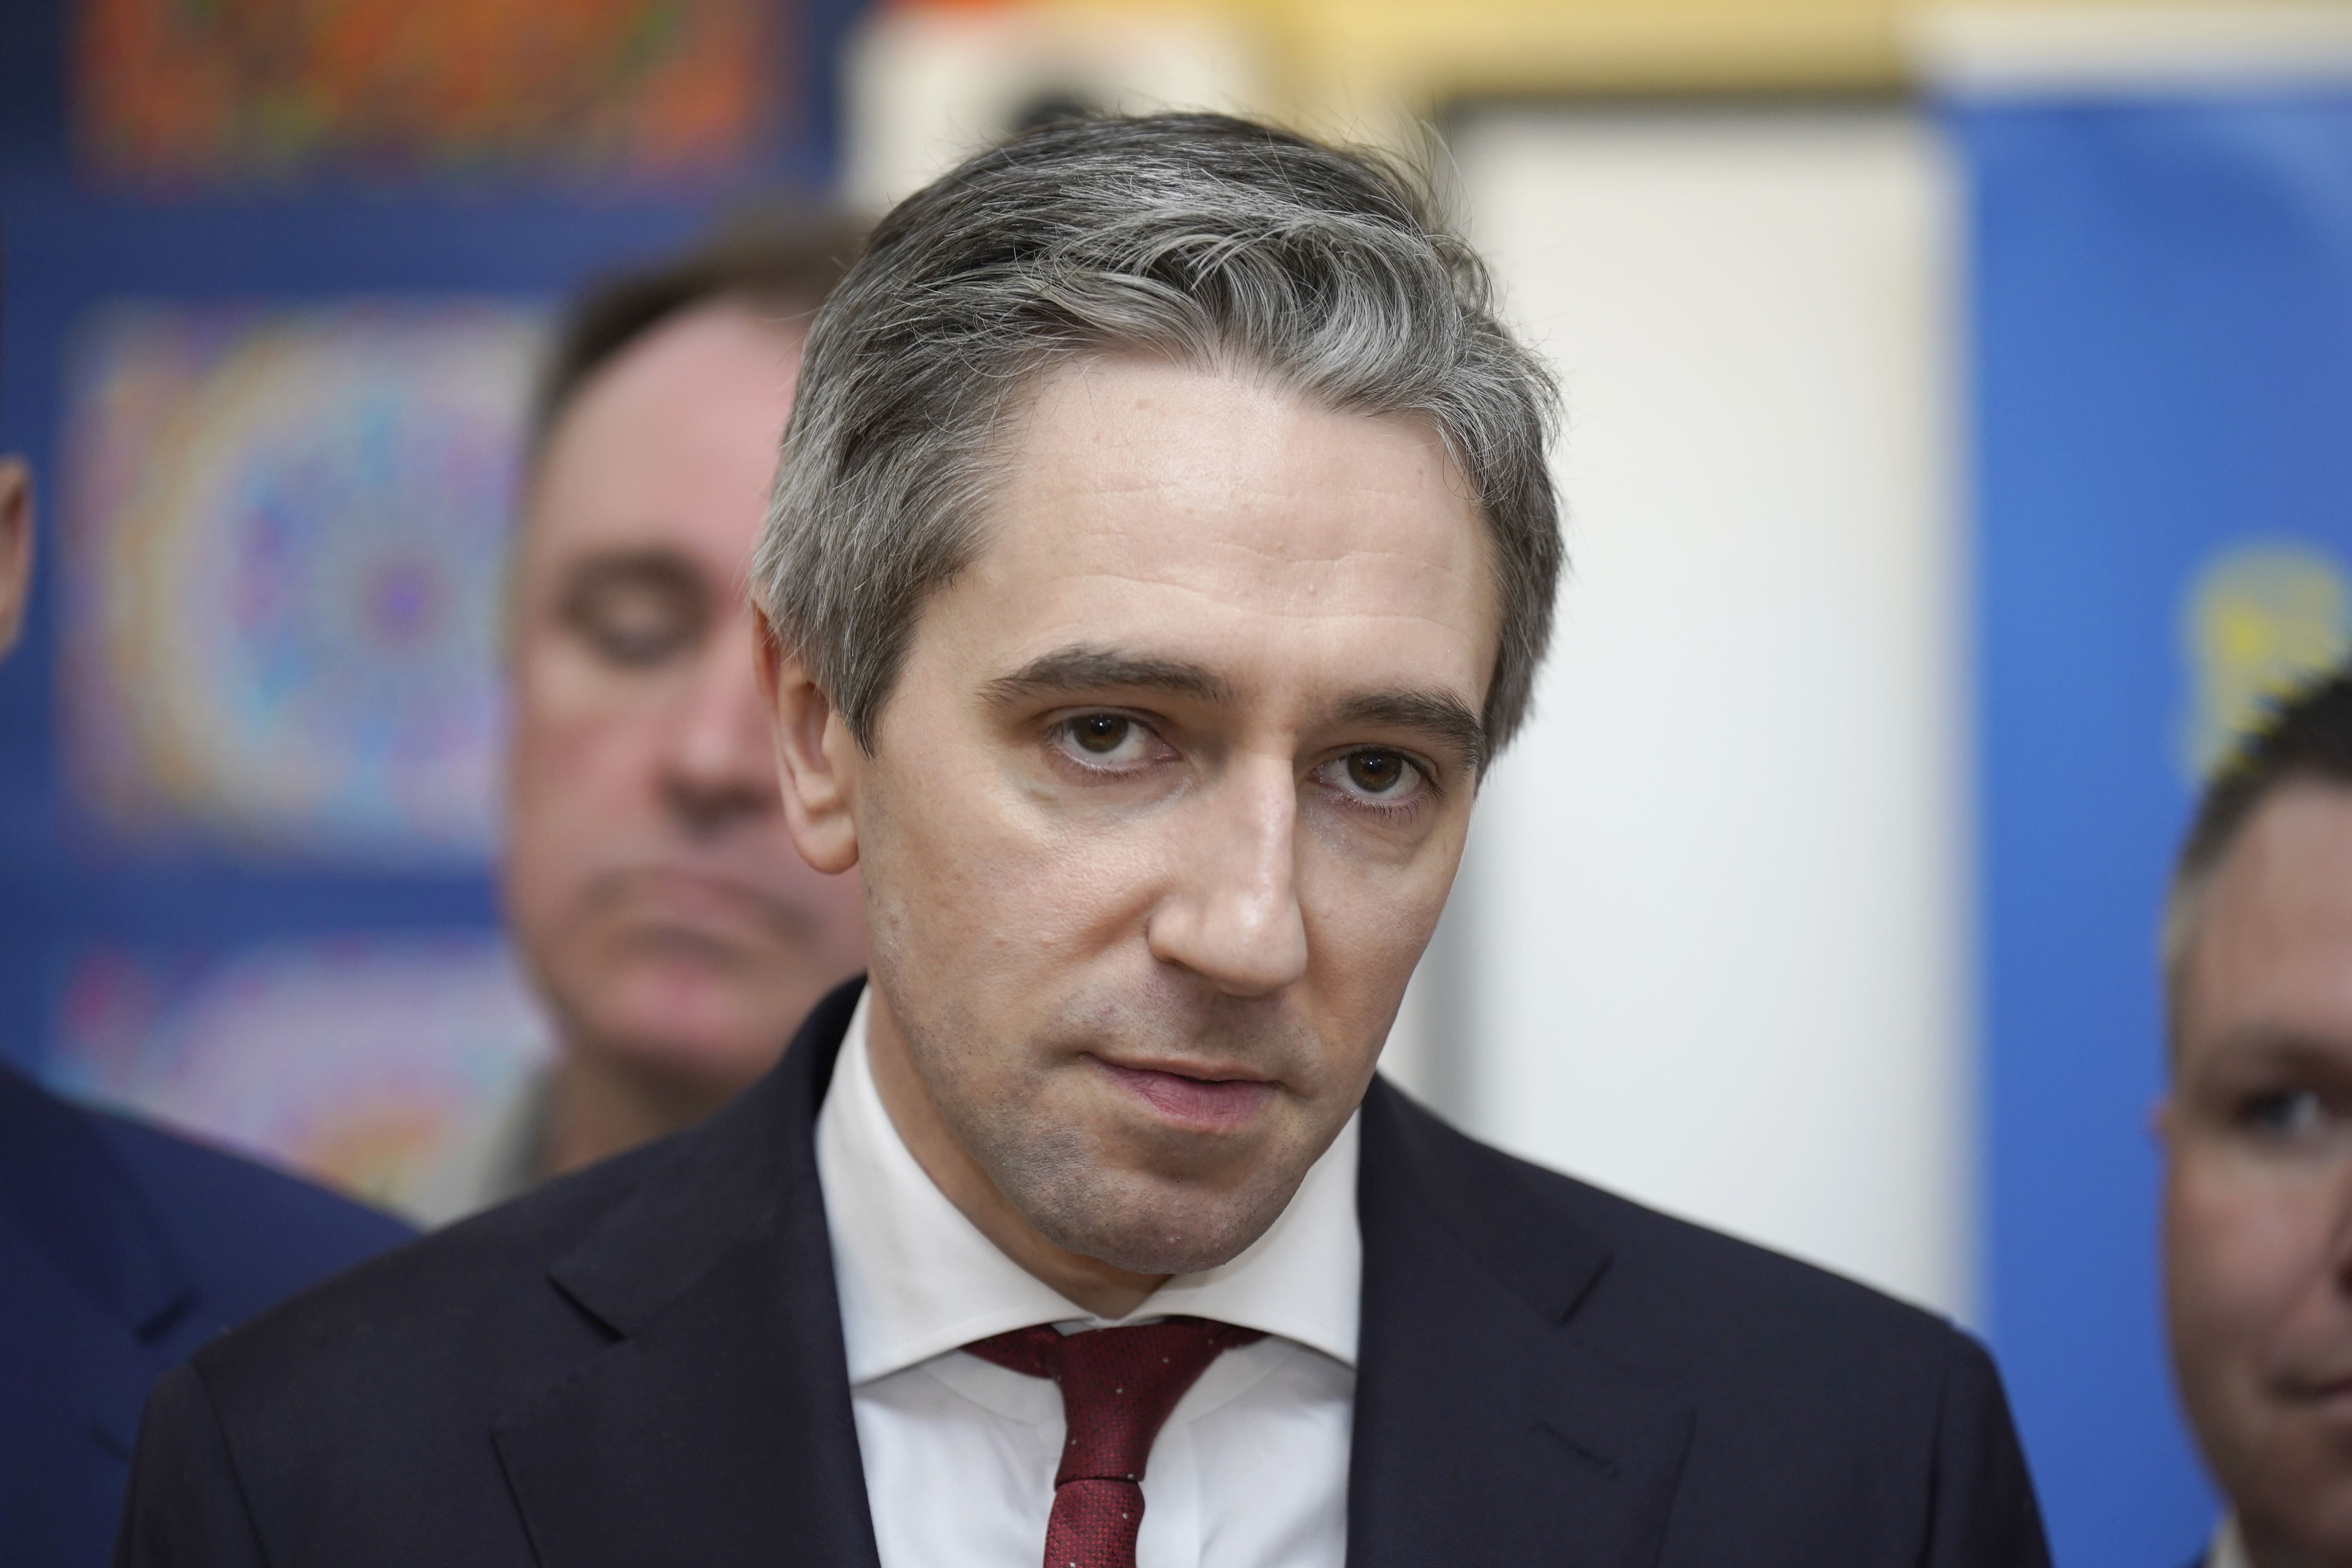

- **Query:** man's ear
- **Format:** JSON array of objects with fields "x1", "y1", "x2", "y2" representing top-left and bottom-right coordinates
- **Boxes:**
[
  {"x1": 754, "y1": 609, "x2": 862, "y2": 875},
  {"x1": 0, "y1": 458, "x2": 31, "y2": 661}
]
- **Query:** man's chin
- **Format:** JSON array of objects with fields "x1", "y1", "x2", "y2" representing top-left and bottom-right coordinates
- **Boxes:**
[
  {"x1": 601, "y1": 920, "x2": 772, "y2": 976},
  {"x1": 1047, "y1": 1226, "x2": 1263, "y2": 1280},
  {"x1": 1021, "y1": 1171, "x2": 1298, "y2": 1279},
  {"x1": 576, "y1": 991, "x2": 796, "y2": 1089},
  {"x1": 2229, "y1": 1427, "x2": 2352, "y2": 1562}
]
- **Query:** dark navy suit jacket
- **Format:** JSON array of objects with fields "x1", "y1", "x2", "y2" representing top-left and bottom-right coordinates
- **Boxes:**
[
  {"x1": 0, "y1": 1063, "x2": 412, "y2": 1567},
  {"x1": 116, "y1": 981, "x2": 2051, "y2": 1566}
]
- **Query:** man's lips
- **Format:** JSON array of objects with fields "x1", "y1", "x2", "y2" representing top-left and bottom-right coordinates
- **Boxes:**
[
  {"x1": 1091, "y1": 1057, "x2": 1278, "y2": 1131},
  {"x1": 589, "y1": 868, "x2": 819, "y2": 946},
  {"x1": 2279, "y1": 1370, "x2": 2352, "y2": 1405},
  {"x1": 2267, "y1": 1361, "x2": 2352, "y2": 1427}
]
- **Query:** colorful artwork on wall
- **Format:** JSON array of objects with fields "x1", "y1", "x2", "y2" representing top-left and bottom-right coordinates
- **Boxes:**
[
  {"x1": 58, "y1": 299, "x2": 543, "y2": 867},
  {"x1": 45, "y1": 934, "x2": 552, "y2": 1222},
  {"x1": 73, "y1": 0, "x2": 781, "y2": 183}
]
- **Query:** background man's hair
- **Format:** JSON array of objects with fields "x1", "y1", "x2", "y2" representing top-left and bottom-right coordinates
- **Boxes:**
[
  {"x1": 2164, "y1": 661, "x2": 2352, "y2": 1003},
  {"x1": 752, "y1": 111, "x2": 1564, "y2": 757},
  {"x1": 530, "y1": 204, "x2": 867, "y2": 459}
]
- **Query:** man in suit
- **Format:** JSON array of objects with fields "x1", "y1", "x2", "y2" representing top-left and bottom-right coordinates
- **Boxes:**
[
  {"x1": 0, "y1": 291, "x2": 413, "y2": 1565},
  {"x1": 2162, "y1": 666, "x2": 2352, "y2": 1568},
  {"x1": 420, "y1": 213, "x2": 870, "y2": 1219},
  {"x1": 117, "y1": 113, "x2": 2049, "y2": 1566}
]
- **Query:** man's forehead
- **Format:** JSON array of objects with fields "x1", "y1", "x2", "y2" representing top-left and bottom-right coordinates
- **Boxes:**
[
  {"x1": 965, "y1": 361, "x2": 1497, "y2": 645},
  {"x1": 2181, "y1": 781, "x2": 2352, "y2": 1050},
  {"x1": 1009, "y1": 358, "x2": 1478, "y2": 548},
  {"x1": 2206, "y1": 782, "x2": 2352, "y2": 928},
  {"x1": 544, "y1": 303, "x2": 802, "y2": 460},
  {"x1": 522, "y1": 305, "x2": 804, "y2": 579}
]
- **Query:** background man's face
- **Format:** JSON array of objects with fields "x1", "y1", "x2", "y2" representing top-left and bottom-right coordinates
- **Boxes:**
[
  {"x1": 0, "y1": 456, "x2": 28, "y2": 659},
  {"x1": 505, "y1": 302, "x2": 864, "y2": 1102},
  {"x1": 2167, "y1": 780, "x2": 2352, "y2": 1560},
  {"x1": 848, "y1": 356, "x2": 1497, "y2": 1276}
]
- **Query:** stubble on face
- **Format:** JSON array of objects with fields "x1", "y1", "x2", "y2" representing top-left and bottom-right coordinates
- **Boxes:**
[{"x1": 865, "y1": 855, "x2": 1339, "y2": 1276}]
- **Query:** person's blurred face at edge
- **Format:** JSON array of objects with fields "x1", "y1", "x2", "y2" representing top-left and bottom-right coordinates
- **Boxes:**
[
  {"x1": 505, "y1": 301, "x2": 865, "y2": 1176},
  {"x1": 762, "y1": 355, "x2": 1497, "y2": 1318},
  {"x1": 2166, "y1": 779, "x2": 2352, "y2": 1566},
  {"x1": 0, "y1": 456, "x2": 30, "y2": 660}
]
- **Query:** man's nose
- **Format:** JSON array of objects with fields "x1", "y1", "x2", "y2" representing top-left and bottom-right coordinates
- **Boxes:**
[
  {"x1": 2312, "y1": 1143, "x2": 2352, "y2": 1299},
  {"x1": 2326, "y1": 1156, "x2": 2352, "y2": 1296},
  {"x1": 659, "y1": 616, "x2": 781, "y2": 840},
  {"x1": 1144, "y1": 760, "x2": 1310, "y2": 997}
]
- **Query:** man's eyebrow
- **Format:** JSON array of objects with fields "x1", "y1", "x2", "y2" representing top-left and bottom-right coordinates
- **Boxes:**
[
  {"x1": 983, "y1": 647, "x2": 1235, "y2": 707},
  {"x1": 560, "y1": 547, "x2": 706, "y2": 596},
  {"x1": 986, "y1": 652, "x2": 1487, "y2": 769},
  {"x1": 1334, "y1": 690, "x2": 1488, "y2": 773},
  {"x1": 2201, "y1": 1027, "x2": 2352, "y2": 1079}
]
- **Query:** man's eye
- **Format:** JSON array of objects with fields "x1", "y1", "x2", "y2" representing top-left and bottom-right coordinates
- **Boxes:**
[
  {"x1": 1347, "y1": 751, "x2": 1410, "y2": 795},
  {"x1": 2243, "y1": 1088, "x2": 2328, "y2": 1139},
  {"x1": 1319, "y1": 749, "x2": 1427, "y2": 807},
  {"x1": 559, "y1": 573, "x2": 706, "y2": 669},
  {"x1": 1052, "y1": 714, "x2": 1159, "y2": 769}
]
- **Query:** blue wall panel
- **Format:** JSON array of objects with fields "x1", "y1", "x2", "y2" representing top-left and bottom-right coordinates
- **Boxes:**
[{"x1": 1961, "y1": 88, "x2": 2352, "y2": 1566}]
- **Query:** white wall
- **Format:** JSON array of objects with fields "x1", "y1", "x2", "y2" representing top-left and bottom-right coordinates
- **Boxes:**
[
  {"x1": 1395, "y1": 106, "x2": 1970, "y2": 1317},
  {"x1": 841, "y1": 4, "x2": 1268, "y2": 212}
]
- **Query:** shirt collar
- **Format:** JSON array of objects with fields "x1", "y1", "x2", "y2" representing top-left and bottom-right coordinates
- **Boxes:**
[
  {"x1": 2209, "y1": 1515, "x2": 2253, "y2": 1568},
  {"x1": 815, "y1": 988, "x2": 1362, "y2": 1386}
]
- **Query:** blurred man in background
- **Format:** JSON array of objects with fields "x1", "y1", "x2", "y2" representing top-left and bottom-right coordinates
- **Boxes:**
[
  {"x1": 419, "y1": 214, "x2": 871, "y2": 1218},
  {"x1": 2163, "y1": 664, "x2": 2352, "y2": 1568},
  {"x1": 0, "y1": 240, "x2": 412, "y2": 1568}
]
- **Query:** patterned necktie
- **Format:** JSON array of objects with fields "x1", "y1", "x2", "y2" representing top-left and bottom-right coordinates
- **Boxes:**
[{"x1": 965, "y1": 1316, "x2": 1265, "y2": 1568}]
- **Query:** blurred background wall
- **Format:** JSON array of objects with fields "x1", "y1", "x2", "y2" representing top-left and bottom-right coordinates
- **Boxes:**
[{"x1": 6, "y1": 0, "x2": 2352, "y2": 1560}]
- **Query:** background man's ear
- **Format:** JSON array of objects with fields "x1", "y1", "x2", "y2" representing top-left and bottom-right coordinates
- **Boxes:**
[
  {"x1": 754, "y1": 609, "x2": 863, "y2": 875},
  {"x1": 0, "y1": 458, "x2": 33, "y2": 661}
]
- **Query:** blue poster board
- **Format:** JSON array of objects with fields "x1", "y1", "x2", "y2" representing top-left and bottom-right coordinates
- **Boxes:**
[
  {"x1": 0, "y1": 0, "x2": 869, "y2": 1212},
  {"x1": 1960, "y1": 87, "x2": 2352, "y2": 1565}
]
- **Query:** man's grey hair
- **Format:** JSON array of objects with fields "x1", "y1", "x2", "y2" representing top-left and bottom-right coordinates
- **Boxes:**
[{"x1": 751, "y1": 111, "x2": 1563, "y2": 757}]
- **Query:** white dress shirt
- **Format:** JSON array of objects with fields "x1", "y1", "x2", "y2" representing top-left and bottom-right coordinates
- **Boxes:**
[
  {"x1": 2208, "y1": 1515, "x2": 2252, "y2": 1568},
  {"x1": 815, "y1": 990, "x2": 1359, "y2": 1568}
]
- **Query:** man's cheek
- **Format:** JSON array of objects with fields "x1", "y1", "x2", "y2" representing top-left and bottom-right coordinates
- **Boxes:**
[
  {"x1": 516, "y1": 697, "x2": 630, "y2": 804},
  {"x1": 2178, "y1": 1176, "x2": 2277, "y2": 1304},
  {"x1": 518, "y1": 638, "x2": 626, "y2": 725},
  {"x1": 2189, "y1": 1184, "x2": 2340, "y2": 1380}
]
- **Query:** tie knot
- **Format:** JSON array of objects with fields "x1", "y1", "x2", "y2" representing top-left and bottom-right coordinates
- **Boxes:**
[{"x1": 965, "y1": 1316, "x2": 1263, "y2": 1486}]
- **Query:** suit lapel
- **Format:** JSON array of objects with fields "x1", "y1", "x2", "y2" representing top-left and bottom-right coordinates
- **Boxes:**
[
  {"x1": 484, "y1": 997, "x2": 1694, "y2": 1567},
  {"x1": 1347, "y1": 1080, "x2": 1692, "y2": 1568},
  {"x1": 492, "y1": 982, "x2": 880, "y2": 1568}
]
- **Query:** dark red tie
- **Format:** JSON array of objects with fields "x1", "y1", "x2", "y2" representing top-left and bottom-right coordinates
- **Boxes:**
[{"x1": 965, "y1": 1317, "x2": 1265, "y2": 1568}]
